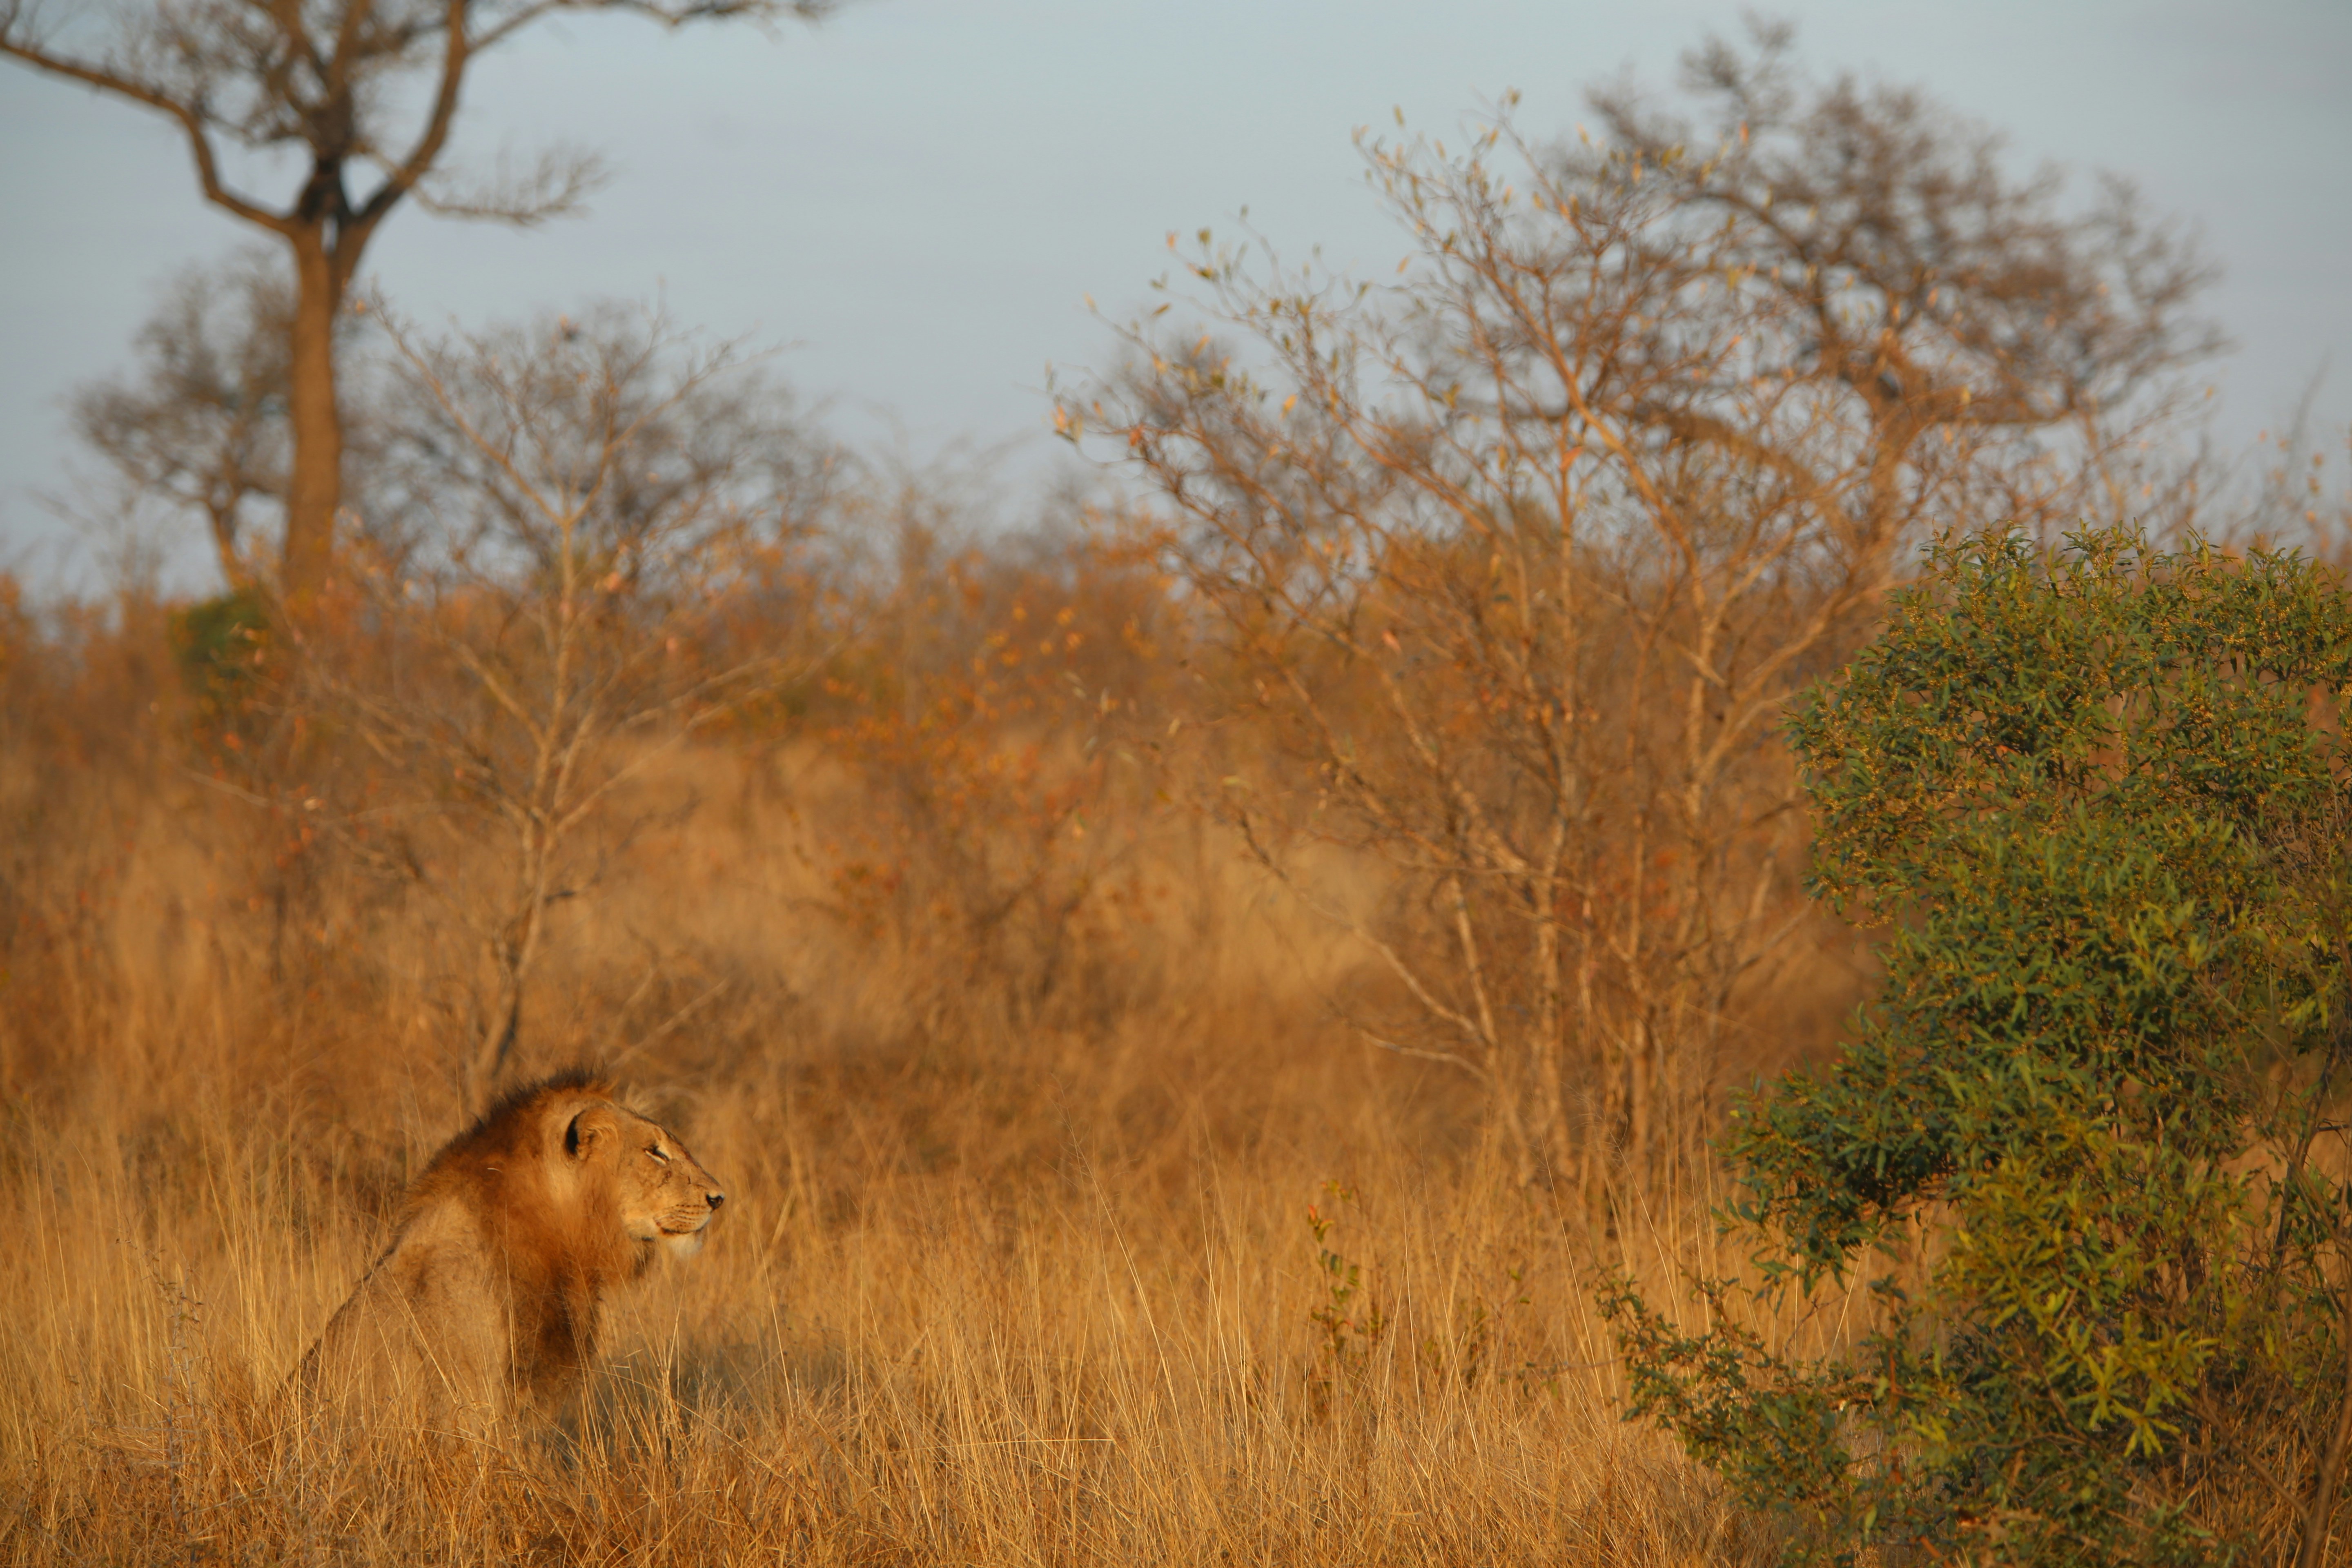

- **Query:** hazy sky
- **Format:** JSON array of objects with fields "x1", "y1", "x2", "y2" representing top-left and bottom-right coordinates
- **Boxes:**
[{"x1": 3, "y1": 0, "x2": 2348, "y2": 591}]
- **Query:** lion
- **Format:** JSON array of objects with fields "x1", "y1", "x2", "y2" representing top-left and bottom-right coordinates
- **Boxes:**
[{"x1": 298, "y1": 1071, "x2": 726, "y2": 1425}]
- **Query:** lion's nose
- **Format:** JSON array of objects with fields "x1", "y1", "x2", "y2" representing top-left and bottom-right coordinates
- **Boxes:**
[{"x1": 707, "y1": 1190, "x2": 726, "y2": 1210}]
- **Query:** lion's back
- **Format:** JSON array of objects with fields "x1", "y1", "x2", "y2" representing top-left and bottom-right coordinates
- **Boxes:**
[{"x1": 301, "y1": 1198, "x2": 508, "y2": 1425}]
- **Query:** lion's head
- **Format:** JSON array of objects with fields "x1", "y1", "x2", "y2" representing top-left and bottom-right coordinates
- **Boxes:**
[{"x1": 555, "y1": 1089, "x2": 727, "y2": 1263}]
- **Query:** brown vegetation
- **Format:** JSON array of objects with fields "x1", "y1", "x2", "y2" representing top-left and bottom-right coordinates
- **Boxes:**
[{"x1": 0, "y1": 479, "x2": 1867, "y2": 1562}]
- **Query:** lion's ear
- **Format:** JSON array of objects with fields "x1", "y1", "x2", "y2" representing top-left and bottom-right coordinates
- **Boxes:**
[{"x1": 564, "y1": 1105, "x2": 618, "y2": 1161}]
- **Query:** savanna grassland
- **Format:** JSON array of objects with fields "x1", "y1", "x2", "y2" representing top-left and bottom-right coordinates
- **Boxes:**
[
  {"x1": 0, "y1": 545, "x2": 1866, "y2": 1567},
  {"x1": 15, "y1": 24, "x2": 2350, "y2": 1563}
]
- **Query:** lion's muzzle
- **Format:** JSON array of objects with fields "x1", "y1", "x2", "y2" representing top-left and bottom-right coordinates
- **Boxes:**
[{"x1": 653, "y1": 1184, "x2": 724, "y2": 1257}]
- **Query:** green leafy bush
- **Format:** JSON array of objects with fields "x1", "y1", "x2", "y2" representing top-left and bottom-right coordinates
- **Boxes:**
[
  {"x1": 170, "y1": 590, "x2": 269, "y2": 706},
  {"x1": 1605, "y1": 527, "x2": 2352, "y2": 1564}
]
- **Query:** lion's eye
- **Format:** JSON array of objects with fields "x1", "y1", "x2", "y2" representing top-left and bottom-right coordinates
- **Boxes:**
[{"x1": 648, "y1": 1146, "x2": 670, "y2": 1164}]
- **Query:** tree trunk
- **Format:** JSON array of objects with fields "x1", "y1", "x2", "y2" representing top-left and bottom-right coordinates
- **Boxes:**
[
  {"x1": 281, "y1": 227, "x2": 345, "y2": 603},
  {"x1": 464, "y1": 980, "x2": 522, "y2": 1120}
]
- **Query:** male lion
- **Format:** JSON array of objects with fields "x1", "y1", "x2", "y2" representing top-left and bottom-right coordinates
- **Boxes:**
[{"x1": 299, "y1": 1071, "x2": 726, "y2": 1424}]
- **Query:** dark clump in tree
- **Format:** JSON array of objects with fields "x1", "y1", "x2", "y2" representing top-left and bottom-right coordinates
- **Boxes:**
[{"x1": 1605, "y1": 525, "x2": 2352, "y2": 1564}]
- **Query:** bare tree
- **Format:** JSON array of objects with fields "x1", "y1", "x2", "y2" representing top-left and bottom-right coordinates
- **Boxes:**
[
  {"x1": 1067, "y1": 27, "x2": 2220, "y2": 1192},
  {"x1": 1587, "y1": 19, "x2": 2221, "y2": 540},
  {"x1": 2230, "y1": 372, "x2": 2352, "y2": 555},
  {"x1": 68, "y1": 250, "x2": 321, "y2": 591},
  {"x1": 307, "y1": 300, "x2": 840, "y2": 1112},
  {"x1": 2, "y1": 0, "x2": 838, "y2": 602}
]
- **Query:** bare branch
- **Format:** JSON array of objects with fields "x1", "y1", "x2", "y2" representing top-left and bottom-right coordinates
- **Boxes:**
[
  {"x1": 0, "y1": 29, "x2": 287, "y2": 230},
  {"x1": 406, "y1": 144, "x2": 612, "y2": 226}
]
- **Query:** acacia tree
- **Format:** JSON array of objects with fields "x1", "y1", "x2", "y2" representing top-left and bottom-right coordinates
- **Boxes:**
[
  {"x1": 2, "y1": 0, "x2": 835, "y2": 601},
  {"x1": 307, "y1": 301, "x2": 838, "y2": 1113},
  {"x1": 1069, "y1": 29, "x2": 2218, "y2": 1188}
]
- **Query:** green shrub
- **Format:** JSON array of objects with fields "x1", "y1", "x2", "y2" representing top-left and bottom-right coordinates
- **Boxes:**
[
  {"x1": 169, "y1": 588, "x2": 270, "y2": 731},
  {"x1": 1605, "y1": 527, "x2": 2352, "y2": 1565}
]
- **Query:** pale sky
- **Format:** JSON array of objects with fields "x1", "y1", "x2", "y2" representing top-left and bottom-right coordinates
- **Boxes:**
[{"x1": 3, "y1": 0, "x2": 2348, "y2": 592}]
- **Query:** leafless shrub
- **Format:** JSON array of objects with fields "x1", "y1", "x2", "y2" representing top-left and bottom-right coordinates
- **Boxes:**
[
  {"x1": 1069, "y1": 27, "x2": 2221, "y2": 1189},
  {"x1": 296, "y1": 299, "x2": 844, "y2": 1110}
]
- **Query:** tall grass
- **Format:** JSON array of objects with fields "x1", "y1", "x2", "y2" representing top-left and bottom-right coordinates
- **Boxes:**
[
  {"x1": 0, "y1": 581, "x2": 1861, "y2": 1565},
  {"x1": 4, "y1": 1096, "x2": 1767, "y2": 1564}
]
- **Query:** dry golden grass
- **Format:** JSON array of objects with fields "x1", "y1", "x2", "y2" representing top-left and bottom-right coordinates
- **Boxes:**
[
  {"x1": 3, "y1": 1098, "x2": 1768, "y2": 1565},
  {"x1": 0, "y1": 599, "x2": 1864, "y2": 1567}
]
